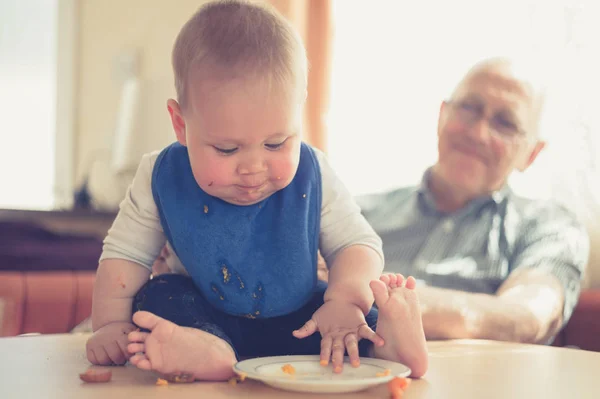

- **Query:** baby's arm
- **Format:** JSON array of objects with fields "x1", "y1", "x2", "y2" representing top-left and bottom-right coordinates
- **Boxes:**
[
  {"x1": 293, "y1": 149, "x2": 384, "y2": 370},
  {"x1": 91, "y1": 259, "x2": 151, "y2": 331},
  {"x1": 86, "y1": 152, "x2": 166, "y2": 365},
  {"x1": 86, "y1": 260, "x2": 151, "y2": 365},
  {"x1": 324, "y1": 245, "x2": 383, "y2": 315},
  {"x1": 314, "y1": 148, "x2": 384, "y2": 312}
]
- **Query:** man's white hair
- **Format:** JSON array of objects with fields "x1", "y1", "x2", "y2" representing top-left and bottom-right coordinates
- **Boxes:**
[{"x1": 448, "y1": 54, "x2": 553, "y2": 140}]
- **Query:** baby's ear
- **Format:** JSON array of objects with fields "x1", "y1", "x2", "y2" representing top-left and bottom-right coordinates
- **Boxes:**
[{"x1": 167, "y1": 99, "x2": 187, "y2": 146}]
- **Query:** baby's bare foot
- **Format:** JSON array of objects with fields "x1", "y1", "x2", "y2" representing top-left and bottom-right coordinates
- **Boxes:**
[
  {"x1": 371, "y1": 274, "x2": 428, "y2": 378},
  {"x1": 127, "y1": 311, "x2": 236, "y2": 381}
]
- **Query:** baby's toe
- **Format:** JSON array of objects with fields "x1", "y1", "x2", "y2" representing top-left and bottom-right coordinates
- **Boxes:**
[
  {"x1": 379, "y1": 274, "x2": 391, "y2": 286},
  {"x1": 128, "y1": 342, "x2": 145, "y2": 354},
  {"x1": 404, "y1": 276, "x2": 417, "y2": 290}
]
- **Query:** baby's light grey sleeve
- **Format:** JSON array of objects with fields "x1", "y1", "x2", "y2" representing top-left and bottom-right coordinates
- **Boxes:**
[
  {"x1": 314, "y1": 148, "x2": 384, "y2": 266},
  {"x1": 100, "y1": 152, "x2": 167, "y2": 270}
]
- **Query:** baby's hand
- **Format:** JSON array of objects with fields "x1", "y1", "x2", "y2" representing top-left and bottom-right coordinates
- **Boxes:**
[
  {"x1": 86, "y1": 321, "x2": 138, "y2": 365},
  {"x1": 292, "y1": 300, "x2": 384, "y2": 373}
]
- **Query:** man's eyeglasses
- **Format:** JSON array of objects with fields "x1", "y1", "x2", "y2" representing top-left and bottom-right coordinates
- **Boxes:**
[{"x1": 446, "y1": 99, "x2": 527, "y2": 142}]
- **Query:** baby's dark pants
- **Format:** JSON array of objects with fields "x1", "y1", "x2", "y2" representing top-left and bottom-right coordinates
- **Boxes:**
[{"x1": 132, "y1": 274, "x2": 378, "y2": 358}]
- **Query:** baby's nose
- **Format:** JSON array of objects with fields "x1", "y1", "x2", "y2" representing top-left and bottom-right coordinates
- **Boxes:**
[{"x1": 238, "y1": 158, "x2": 267, "y2": 175}]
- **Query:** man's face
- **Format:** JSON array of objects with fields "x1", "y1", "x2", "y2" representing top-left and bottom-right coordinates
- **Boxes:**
[{"x1": 435, "y1": 66, "x2": 544, "y2": 197}]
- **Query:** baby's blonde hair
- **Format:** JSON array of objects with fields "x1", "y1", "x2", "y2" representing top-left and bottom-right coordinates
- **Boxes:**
[{"x1": 172, "y1": 0, "x2": 307, "y2": 109}]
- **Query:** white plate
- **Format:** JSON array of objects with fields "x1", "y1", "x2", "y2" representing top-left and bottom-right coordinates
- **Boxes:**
[{"x1": 233, "y1": 355, "x2": 411, "y2": 394}]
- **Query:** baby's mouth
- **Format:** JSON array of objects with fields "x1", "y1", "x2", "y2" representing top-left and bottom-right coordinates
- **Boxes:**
[{"x1": 236, "y1": 183, "x2": 267, "y2": 194}]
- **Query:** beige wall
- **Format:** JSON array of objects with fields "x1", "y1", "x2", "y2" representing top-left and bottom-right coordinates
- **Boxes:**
[{"x1": 75, "y1": 0, "x2": 210, "y2": 184}]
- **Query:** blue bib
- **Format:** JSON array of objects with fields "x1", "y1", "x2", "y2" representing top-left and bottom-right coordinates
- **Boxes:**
[{"x1": 151, "y1": 142, "x2": 321, "y2": 318}]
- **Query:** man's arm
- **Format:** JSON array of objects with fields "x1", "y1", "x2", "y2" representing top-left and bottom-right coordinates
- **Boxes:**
[
  {"x1": 408, "y1": 200, "x2": 587, "y2": 344},
  {"x1": 418, "y1": 268, "x2": 564, "y2": 343}
]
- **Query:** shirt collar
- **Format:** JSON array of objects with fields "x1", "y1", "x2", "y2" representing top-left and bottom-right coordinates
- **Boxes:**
[{"x1": 417, "y1": 167, "x2": 512, "y2": 214}]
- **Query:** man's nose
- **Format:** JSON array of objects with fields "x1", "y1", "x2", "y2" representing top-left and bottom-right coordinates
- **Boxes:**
[{"x1": 467, "y1": 116, "x2": 492, "y2": 142}]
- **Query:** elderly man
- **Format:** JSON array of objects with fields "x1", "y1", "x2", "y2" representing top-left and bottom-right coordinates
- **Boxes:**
[{"x1": 358, "y1": 57, "x2": 589, "y2": 344}]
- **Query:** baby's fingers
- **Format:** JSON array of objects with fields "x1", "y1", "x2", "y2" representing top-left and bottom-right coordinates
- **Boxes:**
[
  {"x1": 320, "y1": 335, "x2": 333, "y2": 367},
  {"x1": 292, "y1": 319, "x2": 318, "y2": 339},
  {"x1": 358, "y1": 324, "x2": 385, "y2": 347},
  {"x1": 345, "y1": 333, "x2": 361, "y2": 368},
  {"x1": 91, "y1": 346, "x2": 112, "y2": 366},
  {"x1": 105, "y1": 342, "x2": 128, "y2": 365},
  {"x1": 331, "y1": 337, "x2": 346, "y2": 373}
]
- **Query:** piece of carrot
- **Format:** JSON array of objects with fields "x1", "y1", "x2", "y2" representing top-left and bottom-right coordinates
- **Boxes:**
[
  {"x1": 376, "y1": 368, "x2": 392, "y2": 377},
  {"x1": 156, "y1": 378, "x2": 169, "y2": 386},
  {"x1": 79, "y1": 368, "x2": 112, "y2": 383},
  {"x1": 391, "y1": 391, "x2": 404, "y2": 399},
  {"x1": 281, "y1": 364, "x2": 296, "y2": 375},
  {"x1": 388, "y1": 376, "x2": 411, "y2": 398}
]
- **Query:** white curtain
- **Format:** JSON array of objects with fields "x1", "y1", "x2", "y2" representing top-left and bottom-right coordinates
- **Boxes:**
[
  {"x1": 0, "y1": 0, "x2": 58, "y2": 209},
  {"x1": 327, "y1": 0, "x2": 600, "y2": 286}
]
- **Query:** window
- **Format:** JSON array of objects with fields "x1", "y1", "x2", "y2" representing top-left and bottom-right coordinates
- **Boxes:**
[
  {"x1": 327, "y1": 0, "x2": 600, "y2": 207},
  {"x1": 0, "y1": 0, "x2": 75, "y2": 210}
]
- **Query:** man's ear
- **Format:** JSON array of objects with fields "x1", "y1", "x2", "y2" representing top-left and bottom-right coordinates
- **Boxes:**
[
  {"x1": 167, "y1": 99, "x2": 186, "y2": 146},
  {"x1": 517, "y1": 140, "x2": 546, "y2": 172},
  {"x1": 437, "y1": 100, "x2": 447, "y2": 136}
]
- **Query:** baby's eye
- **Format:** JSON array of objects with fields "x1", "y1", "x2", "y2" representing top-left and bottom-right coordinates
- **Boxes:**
[
  {"x1": 213, "y1": 146, "x2": 238, "y2": 155},
  {"x1": 265, "y1": 139, "x2": 287, "y2": 150}
]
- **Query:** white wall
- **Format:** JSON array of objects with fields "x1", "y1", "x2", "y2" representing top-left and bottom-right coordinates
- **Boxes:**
[{"x1": 74, "y1": 0, "x2": 211, "y2": 184}]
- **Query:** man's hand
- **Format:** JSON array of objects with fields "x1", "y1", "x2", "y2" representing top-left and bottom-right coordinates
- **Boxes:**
[
  {"x1": 86, "y1": 321, "x2": 138, "y2": 365},
  {"x1": 292, "y1": 300, "x2": 384, "y2": 372}
]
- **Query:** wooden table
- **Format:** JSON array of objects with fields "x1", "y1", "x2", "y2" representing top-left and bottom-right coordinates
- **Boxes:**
[{"x1": 1, "y1": 333, "x2": 599, "y2": 398}]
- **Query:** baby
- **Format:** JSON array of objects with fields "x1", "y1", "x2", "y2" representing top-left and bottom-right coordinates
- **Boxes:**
[{"x1": 86, "y1": 0, "x2": 428, "y2": 380}]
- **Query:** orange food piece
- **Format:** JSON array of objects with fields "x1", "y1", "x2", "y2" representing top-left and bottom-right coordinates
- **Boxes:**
[
  {"x1": 376, "y1": 368, "x2": 391, "y2": 377},
  {"x1": 391, "y1": 391, "x2": 404, "y2": 399},
  {"x1": 281, "y1": 364, "x2": 296, "y2": 375},
  {"x1": 319, "y1": 359, "x2": 328, "y2": 366},
  {"x1": 388, "y1": 377, "x2": 411, "y2": 398},
  {"x1": 79, "y1": 368, "x2": 112, "y2": 383},
  {"x1": 228, "y1": 372, "x2": 248, "y2": 386},
  {"x1": 156, "y1": 378, "x2": 169, "y2": 386}
]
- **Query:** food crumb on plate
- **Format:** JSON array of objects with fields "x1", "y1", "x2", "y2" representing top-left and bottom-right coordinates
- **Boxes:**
[{"x1": 281, "y1": 364, "x2": 296, "y2": 375}]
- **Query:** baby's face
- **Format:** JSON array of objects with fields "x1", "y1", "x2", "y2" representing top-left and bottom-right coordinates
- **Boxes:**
[{"x1": 175, "y1": 77, "x2": 303, "y2": 206}]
